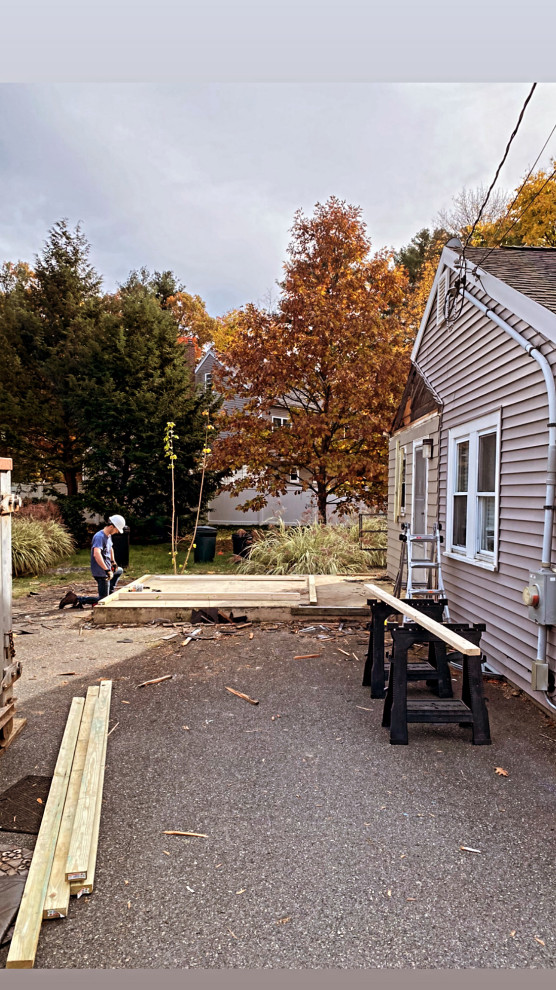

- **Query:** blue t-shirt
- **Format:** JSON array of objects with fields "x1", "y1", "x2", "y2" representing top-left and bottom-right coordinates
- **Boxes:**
[{"x1": 91, "y1": 530, "x2": 113, "y2": 577}]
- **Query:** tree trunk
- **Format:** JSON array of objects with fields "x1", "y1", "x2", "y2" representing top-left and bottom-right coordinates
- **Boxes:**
[
  {"x1": 317, "y1": 483, "x2": 328, "y2": 525},
  {"x1": 64, "y1": 468, "x2": 79, "y2": 497}
]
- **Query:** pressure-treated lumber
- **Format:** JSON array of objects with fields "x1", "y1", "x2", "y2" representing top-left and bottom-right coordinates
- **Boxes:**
[
  {"x1": 122, "y1": 591, "x2": 302, "y2": 601},
  {"x1": 65, "y1": 680, "x2": 112, "y2": 882},
  {"x1": 6, "y1": 697, "x2": 85, "y2": 968},
  {"x1": 69, "y1": 687, "x2": 110, "y2": 898},
  {"x1": 43, "y1": 686, "x2": 99, "y2": 919},
  {"x1": 151, "y1": 574, "x2": 307, "y2": 582},
  {"x1": 364, "y1": 583, "x2": 481, "y2": 655},
  {"x1": 308, "y1": 575, "x2": 317, "y2": 604}
]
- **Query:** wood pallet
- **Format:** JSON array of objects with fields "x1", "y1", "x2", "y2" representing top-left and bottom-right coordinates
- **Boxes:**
[{"x1": 6, "y1": 681, "x2": 112, "y2": 968}]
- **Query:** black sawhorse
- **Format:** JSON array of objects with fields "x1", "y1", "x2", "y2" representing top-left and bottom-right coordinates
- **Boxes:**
[
  {"x1": 382, "y1": 623, "x2": 490, "y2": 745},
  {"x1": 362, "y1": 598, "x2": 448, "y2": 699}
]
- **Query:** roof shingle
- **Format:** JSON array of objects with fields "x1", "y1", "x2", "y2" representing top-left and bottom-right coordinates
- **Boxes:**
[{"x1": 464, "y1": 246, "x2": 556, "y2": 316}]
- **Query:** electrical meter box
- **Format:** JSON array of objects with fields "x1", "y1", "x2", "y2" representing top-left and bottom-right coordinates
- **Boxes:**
[{"x1": 524, "y1": 570, "x2": 556, "y2": 625}]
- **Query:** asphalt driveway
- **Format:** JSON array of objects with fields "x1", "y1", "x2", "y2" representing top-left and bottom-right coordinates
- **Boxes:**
[{"x1": 1, "y1": 620, "x2": 555, "y2": 968}]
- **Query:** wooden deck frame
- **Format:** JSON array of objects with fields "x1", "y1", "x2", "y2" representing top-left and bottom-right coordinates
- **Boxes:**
[
  {"x1": 92, "y1": 573, "x2": 382, "y2": 625},
  {"x1": 6, "y1": 697, "x2": 85, "y2": 968}
]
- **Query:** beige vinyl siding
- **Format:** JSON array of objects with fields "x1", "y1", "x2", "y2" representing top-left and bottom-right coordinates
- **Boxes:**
[
  {"x1": 417, "y1": 282, "x2": 556, "y2": 701},
  {"x1": 387, "y1": 414, "x2": 440, "y2": 581}
]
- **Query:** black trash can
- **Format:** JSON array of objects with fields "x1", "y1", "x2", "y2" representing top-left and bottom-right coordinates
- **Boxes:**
[
  {"x1": 232, "y1": 531, "x2": 251, "y2": 558},
  {"x1": 194, "y1": 525, "x2": 217, "y2": 563},
  {"x1": 112, "y1": 526, "x2": 130, "y2": 568}
]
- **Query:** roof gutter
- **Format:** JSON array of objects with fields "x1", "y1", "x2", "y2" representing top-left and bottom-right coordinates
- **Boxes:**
[{"x1": 462, "y1": 285, "x2": 556, "y2": 710}]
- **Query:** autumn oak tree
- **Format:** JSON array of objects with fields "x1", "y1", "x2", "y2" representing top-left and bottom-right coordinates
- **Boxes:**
[{"x1": 209, "y1": 197, "x2": 411, "y2": 523}]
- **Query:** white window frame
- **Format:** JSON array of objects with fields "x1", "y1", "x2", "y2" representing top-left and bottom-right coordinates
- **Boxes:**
[
  {"x1": 204, "y1": 372, "x2": 213, "y2": 390},
  {"x1": 227, "y1": 465, "x2": 249, "y2": 482},
  {"x1": 272, "y1": 416, "x2": 290, "y2": 428},
  {"x1": 411, "y1": 439, "x2": 429, "y2": 534},
  {"x1": 445, "y1": 410, "x2": 501, "y2": 571},
  {"x1": 289, "y1": 467, "x2": 299, "y2": 483}
]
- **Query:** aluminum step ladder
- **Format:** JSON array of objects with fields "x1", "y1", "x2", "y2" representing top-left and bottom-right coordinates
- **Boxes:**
[{"x1": 394, "y1": 522, "x2": 450, "y2": 620}]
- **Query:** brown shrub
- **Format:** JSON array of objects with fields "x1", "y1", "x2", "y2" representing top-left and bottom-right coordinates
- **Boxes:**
[{"x1": 18, "y1": 499, "x2": 64, "y2": 524}]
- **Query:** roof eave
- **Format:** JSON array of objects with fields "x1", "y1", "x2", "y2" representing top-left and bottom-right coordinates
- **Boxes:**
[{"x1": 412, "y1": 247, "x2": 556, "y2": 366}]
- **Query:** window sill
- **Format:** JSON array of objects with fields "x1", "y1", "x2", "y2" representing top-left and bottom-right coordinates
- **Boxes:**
[{"x1": 442, "y1": 551, "x2": 498, "y2": 572}]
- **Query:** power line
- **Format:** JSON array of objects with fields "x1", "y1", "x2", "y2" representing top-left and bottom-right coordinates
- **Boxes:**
[
  {"x1": 462, "y1": 83, "x2": 537, "y2": 251},
  {"x1": 476, "y1": 166, "x2": 556, "y2": 269},
  {"x1": 473, "y1": 123, "x2": 556, "y2": 269},
  {"x1": 445, "y1": 83, "x2": 538, "y2": 325}
]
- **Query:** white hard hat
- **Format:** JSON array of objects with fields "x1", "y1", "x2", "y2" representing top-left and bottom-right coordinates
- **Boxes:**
[{"x1": 109, "y1": 514, "x2": 126, "y2": 533}]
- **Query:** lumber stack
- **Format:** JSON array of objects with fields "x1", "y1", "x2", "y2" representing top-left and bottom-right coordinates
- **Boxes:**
[{"x1": 5, "y1": 680, "x2": 112, "y2": 969}]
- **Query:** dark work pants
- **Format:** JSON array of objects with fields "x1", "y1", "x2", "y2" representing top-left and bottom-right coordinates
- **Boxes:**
[{"x1": 78, "y1": 566, "x2": 124, "y2": 605}]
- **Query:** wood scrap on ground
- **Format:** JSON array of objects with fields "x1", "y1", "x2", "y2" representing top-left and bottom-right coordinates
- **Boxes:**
[
  {"x1": 162, "y1": 830, "x2": 208, "y2": 838},
  {"x1": 225, "y1": 686, "x2": 259, "y2": 705},
  {"x1": 137, "y1": 675, "x2": 174, "y2": 688}
]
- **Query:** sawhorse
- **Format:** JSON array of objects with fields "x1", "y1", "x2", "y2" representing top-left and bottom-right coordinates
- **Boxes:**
[
  {"x1": 383, "y1": 622, "x2": 490, "y2": 745},
  {"x1": 362, "y1": 598, "x2": 448, "y2": 699}
]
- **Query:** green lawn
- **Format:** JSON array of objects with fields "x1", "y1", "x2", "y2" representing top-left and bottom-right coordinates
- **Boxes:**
[{"x1": 12, "y1": 534, "x2": 240, "y2": 598}]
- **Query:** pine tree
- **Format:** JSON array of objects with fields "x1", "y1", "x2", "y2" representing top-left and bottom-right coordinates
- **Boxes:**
[
  {"x1": 76, "y1": 270, "x2": 222, "y2": 535},
  {"x1": 0, "y1": 220, "x2": 102, "y2": 493}
]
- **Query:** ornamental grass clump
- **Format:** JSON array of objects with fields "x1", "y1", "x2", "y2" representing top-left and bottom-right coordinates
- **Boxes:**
[
  {"x1": 11, "y1": 517, "x2": 75, "y2": 577},
  {"x1": 238, "y1": 519, "x2": 375, "y2": 575}
]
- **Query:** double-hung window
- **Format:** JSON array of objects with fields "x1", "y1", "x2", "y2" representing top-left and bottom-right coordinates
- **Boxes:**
[{"x1": 447, "y1": 412, "x2": 500, "y2": 568}]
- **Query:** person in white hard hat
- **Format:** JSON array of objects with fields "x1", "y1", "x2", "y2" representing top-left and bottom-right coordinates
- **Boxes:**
[{"x1": 59, "y1": 514, "x2": 126, "y2": 609}]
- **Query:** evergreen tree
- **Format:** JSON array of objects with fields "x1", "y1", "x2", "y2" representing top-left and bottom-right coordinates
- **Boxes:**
[
  {"x1": 76, "y1": 271, "x2": 222, "y2": 535},
  {"x1": 0, "y1": 220, "x2": 102, "y2": 493}
]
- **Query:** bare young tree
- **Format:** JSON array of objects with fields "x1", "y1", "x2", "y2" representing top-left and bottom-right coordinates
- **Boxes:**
[{"x1": 436, "y1": 185, "x2": 509, "y2": 236}]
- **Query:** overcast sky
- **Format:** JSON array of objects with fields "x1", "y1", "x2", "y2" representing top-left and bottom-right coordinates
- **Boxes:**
[{"x1": 1, "y1": 82, "x2": 555, "y2": 316}]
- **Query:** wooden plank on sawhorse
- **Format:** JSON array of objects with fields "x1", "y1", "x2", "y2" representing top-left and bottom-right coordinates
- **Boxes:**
[
  {"x1": 364, "y1": 584, "x2": 481, "y2": 655},
  {"x1": 362, "y1": 597, "x2": 448, "y2": 698}
]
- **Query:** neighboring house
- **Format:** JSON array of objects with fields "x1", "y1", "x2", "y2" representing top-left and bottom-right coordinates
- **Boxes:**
[
  {"x1": 388, "y1": 244, "x2": 556, "y2": 712},
  {"x1": 195, "y1": 348, "x2": 353, "y2": 525},
  {"x1": 195, "y1": 348, "x2": 316, "y2": 525}
]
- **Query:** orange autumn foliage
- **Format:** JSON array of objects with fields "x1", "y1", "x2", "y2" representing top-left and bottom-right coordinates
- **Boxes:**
[{"x1": 209, "y1": 197, "x2": 412, "y2": 522}]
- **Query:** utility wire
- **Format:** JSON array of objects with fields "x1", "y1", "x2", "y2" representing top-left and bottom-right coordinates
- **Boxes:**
[
  {"x1": 473, "y1": 124, "x2": 556, "y2": 269},
  {"x1": 463, "y1": 83, "x2": 537, "y2": 251},
  {"x1": 445, "y1": 83, "x2": 538, "y2": 325}
]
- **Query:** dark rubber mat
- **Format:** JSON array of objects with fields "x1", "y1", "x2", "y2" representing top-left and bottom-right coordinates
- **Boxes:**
[
  {"x1": 0, "y1": 876, "x2": 26, "y2": 945},
  {"x1": 0, "y1": 775, "x2": 52, "y2": 834}
]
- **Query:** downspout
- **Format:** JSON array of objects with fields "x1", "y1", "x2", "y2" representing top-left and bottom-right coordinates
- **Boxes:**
[{"x1": 462, "y1": 286, "x2": 556, "y2": 710}]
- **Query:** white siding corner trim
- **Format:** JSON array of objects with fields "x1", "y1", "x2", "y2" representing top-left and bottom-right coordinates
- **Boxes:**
[{"x1": 445, "y1": 410, "x2": 501, "y2": 571}]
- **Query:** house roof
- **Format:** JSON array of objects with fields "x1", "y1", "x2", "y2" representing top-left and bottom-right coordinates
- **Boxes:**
[
  {"x1": 195, "y1": 346, "x2": 218, "y2": 374},
  {"x1": 464, "y1": 247, "x2": 556, "y2": 317},
  {"x1": 411, "y1": 244, "x2": 556, "y2": 362},
  {"x1": 390, "y1": 364, "x2": 441, "y2": 434}
]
